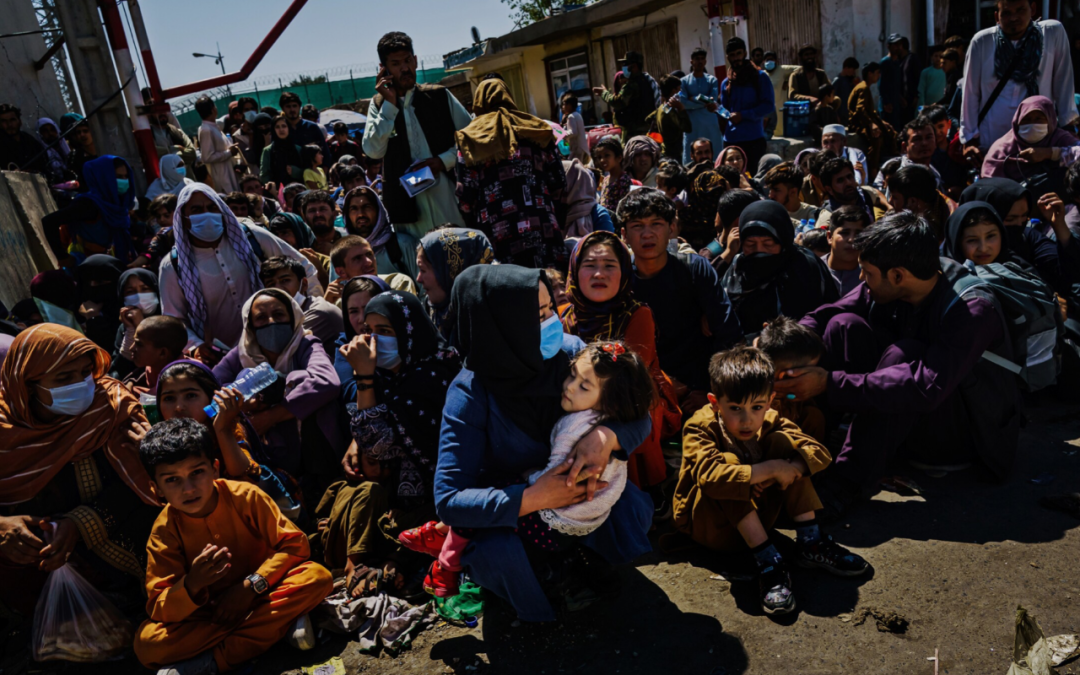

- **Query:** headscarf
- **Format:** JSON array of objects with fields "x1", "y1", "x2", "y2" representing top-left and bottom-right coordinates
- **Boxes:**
[
  {"x1": 0, "y1": 324, "x2": 156, "y2": 506},
  {"x1": 238, "y1": 288, "x2": 309, "y2": 374},
  {"x1": 343, "y1": 186, "x2": 393, "y2": 253},
  {"x1": 37, "y1": 117, "x2": 69, "y2": 167},
  {"x1": 455, "y1": 79, "x2": 555, "y2": 167},
  {"x1": 76, "y1": 254, "x2": 125, "y2": 306},
  {"x1": 558, "y1": 159, "x2": 598, "y2": 238},
  {"x1": 562, "y1": 231, "x2": 642, "y2": 343},
  {"x1": 341, "y1": 275, "x2": 389, "y2": 341},
  {"x1": 59, "y1": 112, "x2": 85, "y2": 136},
  {"x1": 30, "y1": 269, "x2": 78, "y2": 311},
  {"x1": 622, "y1": 135, "x2": 661, "y2": 175},
  {"x1": 959, "y1": 177, "x2": 1037, "y2": 256},
  {"x1": 755, "y1": 154, "x2": 784, "y2": 180},
  {"x1": 994, "y1": 21, "x2": 1043, "y2": 97},
  {"x1": 943, "y1": 200, "x2": 1012, "y2": 264},
  {"x1": 684, "y1": 172, "x2": 730, "y2": 250},
  {"x1": 145, "y1": 154, "x2": 193, "y2": 200},
  {"x1": 418, "y1": 227, "x2": 494, "y2": 332},
  {"x1": 9, "y1": 299, "x2": 40, "y2": 325},
  {"x1": 270, "y1": 125, "x2": 302, "y2": 184},
  {"x1": 366, "y1": 291, "x2": 444, "y2": 368},
  {"x1": 715, "y1": 144, "x2": 749, "y2": 172},
  {"x1": 982, "y1": 96, "x2": 1078, "y2": 181},
  {"x1": 172, "y1": 183, "x2": 263, "y2": 339},
  {"x1": 251, "y1": 112, "x2": 273, "y2": 156},
  {"x1": 73, "y1": 155, "x2": 135, "y2": 259},
  {"x1": 451, "y1": 264, "x2": 570, "y2": 441},
  {"x1": 118, "y1": 268, "x2": 160, "y2": 307},
  {"x1": 270, "y1": 212, "x2": 317, "y2": 250}
]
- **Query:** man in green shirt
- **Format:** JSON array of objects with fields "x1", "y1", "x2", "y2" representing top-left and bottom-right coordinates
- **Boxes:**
[
  {"x1": 647, "y1": 74, "x2": 693, "y2": 160},
  {"x1": 592, "y1": 50, "x2": 657, "y2": 142}
]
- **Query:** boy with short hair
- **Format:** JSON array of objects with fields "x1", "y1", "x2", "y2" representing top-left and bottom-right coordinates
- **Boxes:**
[
  {"x1": 129, "y1": 315, "x2": 187, "y2": 392},
  {"x1": 673, "y1": 346, "x2": 867, "y2": 616},
  {"x1": 134, "y1": 418, "x2": 333, "y2": 675},
  {"x1": 323, "y1": 235, "x2": 416, "y2": 304},
  {"x1": 823, "y1": 205, "x2": 870, "y2": 296},
  {"x1": 758, "y1": 316, "x2": 827, "y2": 442}
]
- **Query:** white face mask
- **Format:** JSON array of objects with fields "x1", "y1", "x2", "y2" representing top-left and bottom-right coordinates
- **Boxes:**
[
  {"x1": 38, "y1": 375, "x2": 96, "y2": 416},
  {"x1": 293, "y1": 290, "x2": 306, "y2": 307},
  {"x1": 1018, "y1": 123, "x2": 1049, "y2": 144},
  {"x1": 124, "y1": 292, "x2": 159, "y2": 315}
]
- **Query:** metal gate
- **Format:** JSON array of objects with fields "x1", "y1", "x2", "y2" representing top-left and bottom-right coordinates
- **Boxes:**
[{"x1": 746, "y1": 0, "x2": 822, "y2": 66}]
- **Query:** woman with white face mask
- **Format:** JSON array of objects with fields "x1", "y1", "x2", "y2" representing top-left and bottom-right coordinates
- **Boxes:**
[
  {"x1": 0, "y1": 324, "x2": 160, "y2": 613},
  {"x1": 111, "y1": 268, "x2": 161, "y2": 380},
  {"x1": 982, "y1": 95, "x2": 1080, "y2": 185}
]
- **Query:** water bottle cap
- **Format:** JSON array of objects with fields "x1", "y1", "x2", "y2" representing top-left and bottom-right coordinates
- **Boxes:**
[
  {"x1": 203, "y1": 404, "x2": 217, "y2": 419},
  {"x1": 464, "y1": 616, "x2": 479, "y2": 628}
]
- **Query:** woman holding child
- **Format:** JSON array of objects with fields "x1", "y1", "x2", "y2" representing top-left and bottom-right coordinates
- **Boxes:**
[
  {"x1": 433, "y1": 264, "x2": 653, "y2": 622},
  {"x1": 0, "y1": 324, "x2": 160, "y2": 613}
]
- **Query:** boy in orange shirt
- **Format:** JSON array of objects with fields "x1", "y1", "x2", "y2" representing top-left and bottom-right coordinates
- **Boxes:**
[{"x1": 134, "y1": 418, "x2": 333, "y2": 675}]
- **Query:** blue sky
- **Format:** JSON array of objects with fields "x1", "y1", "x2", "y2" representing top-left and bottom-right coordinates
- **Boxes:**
[{"x1": 138, "y1": 0, "x2": 517, "y2": 92}]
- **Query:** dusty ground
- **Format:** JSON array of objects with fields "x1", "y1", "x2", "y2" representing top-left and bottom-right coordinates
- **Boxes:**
[{"x1": 7, "y1": 397, "x2": 1080, "y2": 675}]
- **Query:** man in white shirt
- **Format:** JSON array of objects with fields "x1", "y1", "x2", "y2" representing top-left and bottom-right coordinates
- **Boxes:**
[
  {"x1": 195, "y1": 96, "x2": 239, "y2": 193},
  {"x1": 363, "y1": 32, "x2": 471, "y2": 241},
  {"x1": 560, "y1": 94, "x2": 590, "y2": 164},
  {"x1": 960, "y1": 0, "x2": 1076, "y2": 164},
  {"x1": 820, "y1": 124, "x2": 868, "y2": 185}
]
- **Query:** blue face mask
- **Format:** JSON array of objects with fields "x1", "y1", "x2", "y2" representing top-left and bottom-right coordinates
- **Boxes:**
[
  {"x1": 116, "y1": 178, "x2": 130, "y2": 195},
  {"x1": 188, "y1": 212, "x2": 224, "y2": 242},
  {"x1": 38, "y1": 375, "x2": 96, "y2": 416},
  {"x1": 375, "y1": 334, "x2": 401, "y2": 370},
  {"x1": 539, "y1": 314, "x2": 563, "y2": 360},
  {"x1": 621, "y1": 66, "x2": 630, "y2": 77},
  {"x1": 255, "y1": 322, "x2": 294, "y2": 354},
  {"x1": 175, "y1": 166, "x2": 186, "y2": 177},
  {"x1": 764, "y1": 60, "x2": 776, "y2": 72}
]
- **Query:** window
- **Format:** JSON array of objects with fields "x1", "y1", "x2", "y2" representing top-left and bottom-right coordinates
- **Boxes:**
[{"x1": 549, "y1": 52, "x2": 596, "y2": 124}]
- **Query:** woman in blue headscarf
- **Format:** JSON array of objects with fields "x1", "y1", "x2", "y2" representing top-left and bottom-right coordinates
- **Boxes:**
[{"x1": 41, "y1": 155, "x2": 135, "y2": 265}]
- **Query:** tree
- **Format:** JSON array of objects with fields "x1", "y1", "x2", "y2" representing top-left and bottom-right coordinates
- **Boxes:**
[
  {"x1": 287, "y1": 74, "x2": 327, "y2": 87},
  {"x1": 502, "y1": 0, "x2": 592, "y2": 28}
]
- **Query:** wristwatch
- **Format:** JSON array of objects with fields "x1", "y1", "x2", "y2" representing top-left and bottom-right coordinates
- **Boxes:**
[{"x1": 246, "y1": 573, "x2": 269, "y2": 595}]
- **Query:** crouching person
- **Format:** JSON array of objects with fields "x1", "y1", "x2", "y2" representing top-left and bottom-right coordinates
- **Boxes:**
[
  {"x1": 672, "y1": 346, "x2": 868, "y2": 616},
  {"x1": 134, "y1": 418, "x2": 333, "y2": 674}
]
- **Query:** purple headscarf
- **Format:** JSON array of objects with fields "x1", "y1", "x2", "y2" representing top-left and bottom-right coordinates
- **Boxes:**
[{"x1": 982, "y1": 96, "x2": 1080, "y2": 181}]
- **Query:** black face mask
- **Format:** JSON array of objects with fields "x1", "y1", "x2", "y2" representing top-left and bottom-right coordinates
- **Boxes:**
[{"x1": 802, "y1": 58, "x2": 817, "y2": 70}]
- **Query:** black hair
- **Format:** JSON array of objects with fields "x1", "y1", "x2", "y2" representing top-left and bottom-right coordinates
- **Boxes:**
[
  {"x1": 240, "y1": 173, "x2": 263, "y2": 187},
  {"x1": 301, "y1": 104, "x2": 319, "y2": 121},
  {"x1": 137, "y1": 316, "x2": 187, "y2": 360},
  {"x1": 890, "y1": 165, "x2": 939, "y2": 204},
  {"x1": 236, "y1": 96, "x2": 258, "y2": 112},
  {"x1": 574, "y1": 341, "x2": 656, "y2": 424},
  {"x1": 762, "y1": 161, "x2": 802, "y2": 189},
  {"x1": 300, "y1": 188, "x2": 335, "y2": 214},
  {"x1": 279, "y1": 91, "x2": 301, "y2": 108},
  {"x1": 302, "y1": 144, "x2": 322, "y2": 168},
  {"x1": 726, "y1": 37, "x2": 747, "y2": 54},
  {"x1": 339, "y1": 164, "x2": 366, "y2": 184},
  {"x1": 819, "y1": 156, "x2": 855, "y2": 186},
  {"x1": 593, "y1": 135, "x2": 623, "y2": 159},
  {"x1": 656, "y1": 160, "x2": 689, "y2": 191},
  {"x1": 561, "y1": 93, "x2": 579, "y2": 109},
  {"x1": 959, "y1": 205, "x2": 1003, "y2": 238},
  {"x1": 149, "y1": 193, "x2": 178, "y2": 217},
  {"x1": 900, "y1": 115, "x2": 934, "y2": 144},
  {"x1": 659, "y1": 74, "x2": 682, "y2": 99},
  {"x1": 333, "y1": 121, "x2": 348, "y2": 133},
  {"x1": 691, "y1": 47, "x2": 708, "y2": 60},
  {"x1": 692, "y1": 137, "x2": 714, "y2": 154},
  {"x1": 378, "y1": 31, "x2": 414, "y2": 63},
  {"x1": 258, "y1": 255, "x2": 306, "y2": 284},
  {"x1": 283, "y1": 183, "x2": 307, "y2": 208},
  {"x1": 843, "y1": 57, "x2": 860, "y2": 69},
  {"x1": 140, "y1": 417, "x2": 216, "y2": 477},
  {"x1": 818, "y1": 82, "x2": 834, "y2": 97},
  {"x1": 943, "y1": 49, "x2": 961, "y2": 63},
  {"x1": 708, "y1": 345, "x2": 774, "y2": 402},
  {"x1": 342, "y1": 276, "x2": 384, "y2": 339},
  {"x1": 800, "y1": 229, "x2": 831, "y2": 254},
  {"x1": 616, "y1": 188, "x2": 676, "y2": 226},
  {"x1": 758, "y1": 315, "x2": 825, "y2": 366},
  {"x1": 879, "y1": 157, "x2": 904, "y2": 182},
  {"x1": 922, "y1": 104, "x2": 950, "y2": 124},
  {"x1": 853, "y1": 210, "x2": 940, "y2": 280},
  {"x1": 715, "y1": 164, "x2": 741, "y2": 188},
  {"x1": 260, "y1": 106, "x2": 280, "y2": 116},
  {"x1": 716, "y1": 189, "x2": 761, "y2": 231},
  {"x1": 862, "y1": 61, "x2": 881, "y2": 79},
  {"x1": 0, "y1": 103, "x2": 21, "y2": 118},
  {"x1": 223, "y1": 191, "x2": 249, "y2": 208},
  {"x1": 194, "y1": 96, "x2": 215, "y2": 120},
  {"x1": 829, "y1": 204, "x2": 871, "y2": 232},
  {"x1": 808, "y1": 149, "x2": 838, "y2": 179}
]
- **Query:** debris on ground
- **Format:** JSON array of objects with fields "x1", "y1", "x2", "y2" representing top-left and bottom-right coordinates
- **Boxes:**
[
  {"x1": 1040, "y1": 492, "x2": 1080, "y2": 519},
  {"x1": 1006, "y1": 606, "x2": 1056, "y2": 675},
  {"x1": 301, "y1": 656, "x2": 346, "y2": 675},
  {"x1": 839, "y1": 607, "x2": 910, "y2": 633},
  {"x1": 879, "y1": 476, "x2": 924, "y2": 496},
  {"x1": 1046, "y1": 634, "x2": 1080, "y2": 667}
]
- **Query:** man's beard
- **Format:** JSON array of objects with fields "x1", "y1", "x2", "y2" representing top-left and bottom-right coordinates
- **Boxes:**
[
  {"x1": 730, "y1": 61, "x2": 757, "y2": 84},
  {"x1": 802, "y1": 59, "x2": 817, "y2": 70},
  {"x1": 309, "y1": 221, "x2": 332, "y2": 236}
]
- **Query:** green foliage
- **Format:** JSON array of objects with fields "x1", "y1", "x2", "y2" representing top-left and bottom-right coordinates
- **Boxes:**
[
  {"x1": 502, "y1": 0, "x2": 591, "y2": 28},
  {"x1": 287, "y1": 74, "x2": 328, "y2": 87}
]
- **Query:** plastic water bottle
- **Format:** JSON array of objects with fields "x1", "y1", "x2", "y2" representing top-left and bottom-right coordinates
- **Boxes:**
[
  {"x1": 808, "y1": 217, "x2": 816, "y2": 232},
  {"x1": 799, "y1": 219, "x2": 809, "y2": 234},
  {"x1": 203, "y1": 363, "x2": 279, "y2": 418}
]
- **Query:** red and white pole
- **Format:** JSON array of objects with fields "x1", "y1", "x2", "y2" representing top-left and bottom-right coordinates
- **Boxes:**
[{"x1": 97, "y1": 0, "x2": 159, "y2": 183}]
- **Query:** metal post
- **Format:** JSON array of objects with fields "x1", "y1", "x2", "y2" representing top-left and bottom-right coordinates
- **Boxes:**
[
  {"x1": 326, "y1": 72, "x2": 332, "y2": 103},
  {"x1": 126, "y1": 0, "x2": 163, "y2": 102},
  {"x1": 253, "y1": 81, "x2": 261, "y2": 107},
  {"x1": 350, "y1": 69, "x2": 358, "y2": 102},
  {"x1": 927, "y1": 0, "x2": 935, "y2": 51}
]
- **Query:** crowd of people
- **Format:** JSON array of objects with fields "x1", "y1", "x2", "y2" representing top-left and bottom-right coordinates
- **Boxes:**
[{"x1": 1, "y1": 1, "x2": 1079, "y2": 670}]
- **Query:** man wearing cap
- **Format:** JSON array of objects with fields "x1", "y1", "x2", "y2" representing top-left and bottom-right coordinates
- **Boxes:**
[
  {"x1": 879, "y1": 34, "x2": 923, "y2": 129},
  {"x1": 593, "y1": 51, "x2": 659, "y2": 142},
  {"x1": 719, "y1": 37, "x2": 775, "y2": 172},
  {"x1": 821, "y1": 124, "x2": 868, "y2": 185},
  {"x1": 680, "y1": 47, "x2": 723, "y2": 164},
  {"x1": 961, "y1": 0, "x2": 1076, "y2": 164},
  {"x1": 788, "y1": 44, "x2": 829, "y2": 106}
]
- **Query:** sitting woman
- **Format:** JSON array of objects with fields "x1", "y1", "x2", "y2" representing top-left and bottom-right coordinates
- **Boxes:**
[
  {"x1": 715, "y1": 145, "x2": 759, "y2": 192},
  {"x1": 111, "y1": 268, "x2": 161, "y2": 380},
  {"x1": 0, "y1": 324, "x2": 159, "y2": 616},
  {"x1": 212, "y1": 288, "x2": 343, "y2": 489},
  {"x1": 560, "y1": 231, "x2": 682, "y2": 495},
  {"x1": 982, "y1": 96, "x2": 1080, "y2": 192},
  {"x1": 319, "y1": 290, "x2": 461, "y2": 598},
  {"x1": 333, "y1": 276, "x2": 390, "y2": 403},
  {"x1": 721, "y1": 200, "x2": 840, "y2": 337},
  {"x1": 434, "y1": 264, "x2": 653, "y2": 622},
  {"x1": 41, "y1": 155, "x2": 136, "y2": 266},
  {"x1": 623, "y1": 135, "x2": 661, "y2": 188},
  {"x1": 342, "y1": 186, "x2": 421, "y2": 282},
  {"x1": 416, "y1": 227, "x2": 495, "y2": 342},
  {"x1": 75, "y1": 254, "x2": 125, "y2": 351},
  {"x1": 144, "y1": 154, "x2": 193, "y2": 200}
]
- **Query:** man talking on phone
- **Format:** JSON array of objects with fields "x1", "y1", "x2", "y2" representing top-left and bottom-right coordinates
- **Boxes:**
[{"x1": 362, "y1": 31, "x2": 471, "y2": 240}]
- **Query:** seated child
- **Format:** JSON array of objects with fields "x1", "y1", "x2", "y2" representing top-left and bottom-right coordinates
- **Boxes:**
[
  {"x1": 126, "y1": 315, "x2": 187, "y2": 393},
  {"x1": 672, "y1": 346, "x2": 868, "y2": 616},
  {"x1": 757, "y1": 316, "x2": 827, "y2": 443},
  {"x1": 594, "y1": 137, "x2": 635, "y2": 212},
  {"x1": 398, "y1": 341, "x2": 656, "y2": 597},
  {"x1": 797, "y1": 228, "x2": 831, "y2": 256},
  {"x1": 133, "y1": 418, "x2": 333, "y2": 675}
]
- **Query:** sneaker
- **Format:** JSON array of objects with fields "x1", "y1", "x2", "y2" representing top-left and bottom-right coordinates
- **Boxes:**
[
  {"x1": 758, "y1": 562, "x2": 796, "y2": 616},
  {"x1": 424, "y1": 560, "x2": 460, "y2": 598},
  {"x1": 398, "y1": 521, "x2": 447, "y2": 557},
  {"x1": 796, "y1": 535, "x2": 870, "y2": 577},
  {"x1": 157, "y1": 651, "x2": 218, "y2": 675},
  {"x1": 285, "y1": 613, "x2": 316, "y2": 650}
]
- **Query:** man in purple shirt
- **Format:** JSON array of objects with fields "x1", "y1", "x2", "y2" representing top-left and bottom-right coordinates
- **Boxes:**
[{"x1": 774, "y1": 212, "x2": 1020, "y2": 519}]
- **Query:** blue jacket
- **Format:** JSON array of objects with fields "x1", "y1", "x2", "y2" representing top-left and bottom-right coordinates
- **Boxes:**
[{"x1": 719, "y1": 70, "x2": 775, "y2": 143}]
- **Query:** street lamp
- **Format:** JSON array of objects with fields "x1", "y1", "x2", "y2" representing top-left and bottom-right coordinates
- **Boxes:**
[{"x1": 193, "y1": 42, "x2": 230, "y2": 95}]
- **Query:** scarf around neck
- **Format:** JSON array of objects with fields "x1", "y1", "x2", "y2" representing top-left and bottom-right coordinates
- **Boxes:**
[
  {"x1": 562, "y1": 231, "x2": 642, "y2": 343},
  {"x1": 994, "y1": 21, "x2": 1043, "y2": 97}
]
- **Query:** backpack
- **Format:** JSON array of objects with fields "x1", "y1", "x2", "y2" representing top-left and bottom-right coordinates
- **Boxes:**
[
  {"x1": 170, "y1": 223, "x2": 266, "y2": 284},
  {"x1": 949, "y1": 260, "x2": 1064, "y2": 392}
]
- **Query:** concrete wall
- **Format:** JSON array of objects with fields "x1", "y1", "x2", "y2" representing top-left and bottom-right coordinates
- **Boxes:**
[
  {"x1": 593, "y1": 0, "x2": 715, "y2": 72},
  {"x1": 2, "y1": 0, "x2": 70, "y2": 125},
  {"x1": 0, "y1": 172, "x2": 59, "y2": 310}
]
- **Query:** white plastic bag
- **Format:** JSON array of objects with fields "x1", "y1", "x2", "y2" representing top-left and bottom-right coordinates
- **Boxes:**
[{"x1": 32, "y1": 561, "x2": 134, "y2": 662}]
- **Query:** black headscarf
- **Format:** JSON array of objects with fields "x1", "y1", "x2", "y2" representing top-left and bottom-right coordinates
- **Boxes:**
[
  {"x1": 722, "y1": 200, "x2": 839, "y2": 334},
  {"x1": 943, "y1": 201, "x2": 1014, "y2": 264},
  {"x1": 452, "y1": 264, "x2": 569, "y2": 442},
  {"x1": 960, "y1": 177, "x2": 1036, "y2": 258},
  {"x1": 270, "y1": 129, "x2": 302, "y2": 185},
  {"x1": 76, "y1": 254, "x2": 125, "y2": 351},
  {"x1": 117, "y1": 268, "x2": 160, "y2": 305},
  {"x1": 366, "y1": 290, "x2": 444, "y2": 366},
  {"x1": 418, "y1": 227, "x2": 495, "y2": 337},
  {"x1": 251, "y1": 112, "x2": 273, "y2": 156}
]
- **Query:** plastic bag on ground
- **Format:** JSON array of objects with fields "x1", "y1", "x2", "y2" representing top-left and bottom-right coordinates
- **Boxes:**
[
  {"x1": 434, "y1": 580, "x2": 484, "y2": 624},
  {"x1": 32, "y1": 562, "x2": 134, "y2": 662},
  {"x1": 1006, "y1": 606, "x2": 1056, "y2": 675}
]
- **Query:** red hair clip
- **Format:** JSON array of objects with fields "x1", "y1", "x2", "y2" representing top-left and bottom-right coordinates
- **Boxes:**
[{"x1": 600, "y1": 343, "x2": 626, "y2": 361}]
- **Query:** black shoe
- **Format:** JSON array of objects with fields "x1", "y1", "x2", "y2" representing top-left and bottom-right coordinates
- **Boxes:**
[
  {"x1": 758, "y1": 562, "x2": 796, "y2": 616},
  {"x1": 814, "y1": 477, "x2": 863, "y2": 525},
  {"x1": 649, "y1": 480, "x2": 675, "y2": 523},
  {"x1": 796, "y1": 535, "x2": 869, "y2": 577}
]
